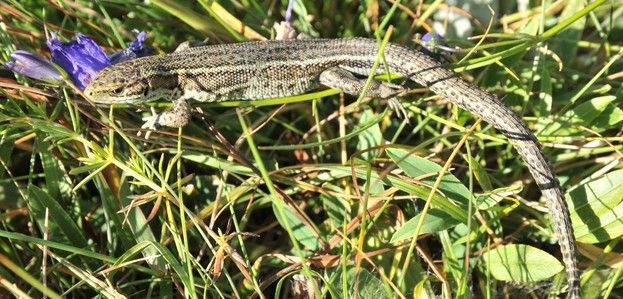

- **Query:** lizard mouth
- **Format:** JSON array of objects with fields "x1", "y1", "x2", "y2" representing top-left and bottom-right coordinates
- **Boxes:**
[
  {"x1": 82, "y1": 85, "x2": 127, "y2": 104},
  {"x1": 81, "y1": 85, "x2": 102, "y2": 103},
  {"x1": 82, "y1": 89, "x2": 116, "y2": 104}
]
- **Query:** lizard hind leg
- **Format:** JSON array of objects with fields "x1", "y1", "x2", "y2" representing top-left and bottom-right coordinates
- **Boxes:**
[{"x1": 319, "y1": 67, "x2": 409, "y2": 119}]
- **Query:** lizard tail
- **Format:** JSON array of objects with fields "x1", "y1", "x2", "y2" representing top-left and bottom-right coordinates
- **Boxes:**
[
  {"x1": 429, "y1": 70, "x2": 581, "y2": 299},
  {"x1": 385, "y1": 43, "x2": 580, "y2": 298}
]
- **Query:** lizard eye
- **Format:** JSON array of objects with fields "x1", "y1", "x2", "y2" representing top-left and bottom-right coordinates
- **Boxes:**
[{"x1": 112, "y1": 87, "x2": 124, "y2": 95}]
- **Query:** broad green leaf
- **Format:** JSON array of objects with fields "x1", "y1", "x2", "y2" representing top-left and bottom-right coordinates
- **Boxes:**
[
  {"x1": 334, "y1": 266, "x2": 392, "y2": 299},
  {"x1": 273, "y1": 201, "x2": 322, "y2": 251},
  {"x1": 28, "y1": 185, "x2": 87, "y2": 248},
  {"x1": 386, "y1": 148, "x2": 471, "y2": 208},
  {"x1": 521, "y1": 15, "x2": 539, "y2": 36},
  {"x1": 37, "y1": 140, "x2": 72, "y2": 201},
  {"x1": 119, "y1": 240, "x2": 197, "y2": 299},
  {"x1": 550, "y1": 0, "x2": 585, "y2": 64},
  {"x1": 541, "y1": 96, "x2": 620, "y2": 135},
  {"x1": 0, "y1": 183, "x2": 20, "y2": 209},
  {"x1": 391, "y1": 209, "x2": 461, "y2": 243},
  {"x1": 367, "y1": 177, "x2": 385, "y2": 196},
  {"x1": 592, "y1": 102, "x2": 623, "y2": 129},
  {"x1": 0, "y1": 135, "x2": 15, "y2": 178},
  {"x1": 537, "y1": 67, "x2": 552, "y2": 116},
  {"x1": 572, "y1": 96, "x2": 618, "y2": 125},
  {"x1": 356, "y1": 108, "x2": 383, "y2": 161},
  {"x1": 321, "y1": 194, "x2": 350, "y2": 228},
  {"x1": 567, "y1": 169, "x2": 623, "y2": 243},
  {"x1": 482, "y1": 244, "x2": 563, "y2": 283},
  {"x1": 413, "y1": 279, "x2": 434, "y2": 299},
  {"x1": 469, "y1": 157, "x2": 492, "y2": 191},
  {"x1": 476, "y1": 185, "x2": 523, "y2": 210},
  {"x1": 118, "y1": 176, "x2": 166, "y2": 270}
]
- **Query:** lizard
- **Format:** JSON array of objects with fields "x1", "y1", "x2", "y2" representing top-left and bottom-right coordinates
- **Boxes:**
[{"x1": 83, "y1": 37, "x2": 580, "y2": 298}]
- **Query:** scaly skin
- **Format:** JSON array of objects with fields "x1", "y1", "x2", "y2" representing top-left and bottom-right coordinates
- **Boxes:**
[{"x1": 84, "y1": 38, "x2": 580, "y2": 298}]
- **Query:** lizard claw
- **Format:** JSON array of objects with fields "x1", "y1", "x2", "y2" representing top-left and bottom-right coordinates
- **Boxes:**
[
  {"x1": 139, "y1": 119, "x2": 155, "y2": 140},
  {"x1": 388, "y1": 97, "x2": 410, "y2": 123},
  {"x1": 138, "y1": 108, "x2": 160, "y2": 139}
]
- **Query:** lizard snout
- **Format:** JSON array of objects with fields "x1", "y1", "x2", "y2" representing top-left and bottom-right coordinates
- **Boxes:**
[
  {"x1": 83, "y1": 85, "x2": 93, "y2": 97},
  {"x1": 82, "y1": 84, "x2": 98, "y2": 101}
]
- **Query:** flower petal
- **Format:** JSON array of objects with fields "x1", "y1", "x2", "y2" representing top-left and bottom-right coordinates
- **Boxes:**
[
  {"x1": 108, "y1": 31, "x2": 153, "y2": 64},
  {"x1": 47, "y1": 33, "x2": 111, "y2": 89},
  {"x1": 422, "y1": 32, "x2": 445, "y2": 44},
  {"x1": 421, "y1": 32, "x2": 446, "y2": 55},
  {"x1": 285, "y1": 0, "x2": 294, "y2": 23},
  {"x1": 3, "y1": 50, "x2": 62, "y2": 81}
]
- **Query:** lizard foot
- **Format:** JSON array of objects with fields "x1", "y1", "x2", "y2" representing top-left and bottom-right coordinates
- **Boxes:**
[
  {"x1": 138, "y1": 108, "x2": 161, "y2": 139},
  {"x1": 138, "y1": 99, "x2": 191, "y2": 139},
  {"x1": 387, "y1": 97, "x2": 410, "y2": 122}
]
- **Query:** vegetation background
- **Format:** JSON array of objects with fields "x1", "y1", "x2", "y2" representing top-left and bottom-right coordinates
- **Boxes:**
[{"x1": 0, "y1": 0, "x2": 622, "y2": 298}]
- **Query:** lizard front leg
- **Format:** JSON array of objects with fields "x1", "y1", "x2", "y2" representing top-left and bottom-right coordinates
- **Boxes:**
[
  {"x1": 142, "y1": 97, "x2": 191, "y2": 130},
  {"x1": 318, "y1": 67, "x2": 409, "y2": 118}
]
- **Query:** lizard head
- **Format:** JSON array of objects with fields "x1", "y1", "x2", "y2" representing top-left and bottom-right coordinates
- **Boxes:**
[{"x1": 84, "y1": 61, "x2": 151, "y2": 104}]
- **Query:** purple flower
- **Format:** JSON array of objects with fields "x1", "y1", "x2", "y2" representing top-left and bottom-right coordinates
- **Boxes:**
[
  {"x1": 4, "y1": 31, "x2": 152, "y2": 90},
  {"x1": 3, "y1": 50, "x2": 63, "y2": 82},
  {"x1": 108, "y1": 31, "x2": 153, "y2": 64},
  {"x1": 46, "y1": 33, "x2": 111, "y2": 90},
  {"x1": 285, "y1": 0, "x2": 294, "y2": 23},
  {"x1": 421, "y1": 32, "x2": 446, "y2": 55},
  {"x1": 422, "y1": 32, "x2": 445, "y2": 44}
]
